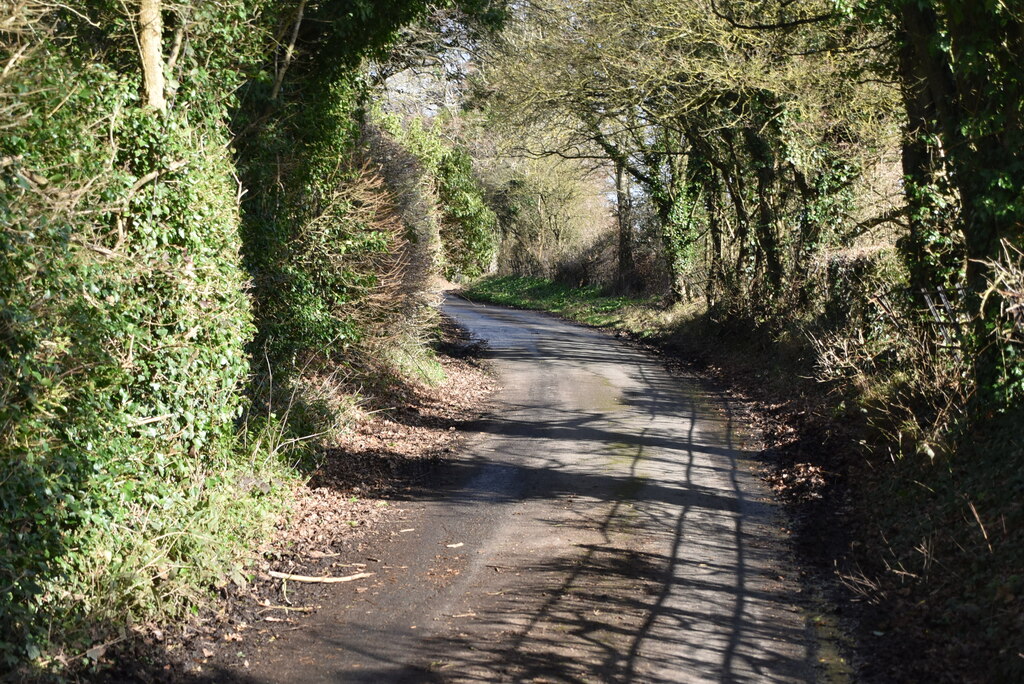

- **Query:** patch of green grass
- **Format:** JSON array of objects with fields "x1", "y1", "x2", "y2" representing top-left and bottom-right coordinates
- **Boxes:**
[
  {"x1": 462, "y1": 275, "x2": 655, "y2": 327},
  {"x1": 385, "y1": 337, "x2": 447, "y2": 386}
]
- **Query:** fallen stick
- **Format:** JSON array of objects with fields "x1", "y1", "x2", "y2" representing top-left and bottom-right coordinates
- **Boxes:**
[
  {"x1": 268, "y1": 570, "x2": 374, "y2": 584},
  {"x1": 256, "y1": 605, "x2": 315, "y2": 614}
]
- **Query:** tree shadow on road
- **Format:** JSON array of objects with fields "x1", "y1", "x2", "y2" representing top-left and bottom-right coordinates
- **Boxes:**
[{"x1": 185, "y1": 367, "x2": 818, "y2": 683}]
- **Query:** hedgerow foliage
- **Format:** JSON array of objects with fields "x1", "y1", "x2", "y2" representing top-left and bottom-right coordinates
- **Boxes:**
[
  {"x1": 231, "y1": 3, "x2": 457, "y2": 456},
  {"x1": 239, "y1": 74, "x2": 402, "y2": 364},
  {"x1": 0, "y1": 1, "x2": 290, "y2": 668},
  {"x1": 3, "y1": 0, "x2": 504, "y2": 671},
  {"x1": 374, "y1": 111, "x2": 498, "y2": 280}
]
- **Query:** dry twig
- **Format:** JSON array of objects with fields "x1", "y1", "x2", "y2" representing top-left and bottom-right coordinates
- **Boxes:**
[{"x1": 267, "y1": 570, "x2": 374, "y2": 584}]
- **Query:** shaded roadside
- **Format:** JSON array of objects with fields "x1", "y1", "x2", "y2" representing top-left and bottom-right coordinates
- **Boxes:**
[
  {"x1": 184, "y1": 295, "x2": 818, "y2": 682},
  {"x1": 85, "y1": 319, "x2": 497, "y2": 683}
]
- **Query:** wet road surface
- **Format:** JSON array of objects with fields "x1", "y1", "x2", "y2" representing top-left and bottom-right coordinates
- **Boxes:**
[{"x1": 222, "y1": 296, "x2": 816, "y2": 683}]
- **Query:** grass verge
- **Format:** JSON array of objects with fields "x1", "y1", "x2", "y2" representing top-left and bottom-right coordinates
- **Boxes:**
[{"x1": 461, "y1": 275, "x2": 657, "y2": 327}]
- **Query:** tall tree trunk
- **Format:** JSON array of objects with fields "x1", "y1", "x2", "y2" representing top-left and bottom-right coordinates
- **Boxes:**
[
  {"x1": 790, "y1": 166, "x2": 820, "y2": 274},
  {"x1": 270, "y1": 0, "x2": 307, "y2": 101},
  {"x1": 896, "y1": 4, "x2": 961, "y2": 290},
  {"x1": 660, "y1": 154, "x2": 693, "y2": 302},
  {"x1": 720, "y1": 130, "x2": 752, "y2": 282},
  {"x1": 941, "y1": 3, "x2": 1024, "y2": 288},
  {"x1": 939, "y1": 2, "x2": 1024, "y2": 398},
  {"x1": 655, "y1": 195, "x2": 685, "y2": 302},
  {"x1": 743, "y1": 128, "x2": 783, "y2": 292},
  {"x1": 139, "y1": 0, "x2": 166, "y2": 111},
  {"x1": 615, "y1": 161, "x2": 635, "y2": 293},
  {"x1": 704, "y1": 168, "x2": 724, "y2": 308}
]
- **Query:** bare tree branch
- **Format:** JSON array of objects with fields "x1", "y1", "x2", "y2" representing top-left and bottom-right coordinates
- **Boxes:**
[{"x1": 271, "y1": 0, "x2": 306, "y2": 101}]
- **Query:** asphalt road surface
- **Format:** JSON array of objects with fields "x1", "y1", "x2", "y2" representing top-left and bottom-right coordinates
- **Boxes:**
[{"x1": 226, "y1": 296, "x2": 816, "y2": 683}]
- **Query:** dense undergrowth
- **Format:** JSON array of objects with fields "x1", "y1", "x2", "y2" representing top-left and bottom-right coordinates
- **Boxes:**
[{"x1": 0, "y1": 0, "x2": 502, "y2": 677}]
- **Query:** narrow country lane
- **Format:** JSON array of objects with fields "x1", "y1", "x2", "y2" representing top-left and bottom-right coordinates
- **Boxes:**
[{"x1": 219, "y1": 296, "x2": 816, "y2": 683}]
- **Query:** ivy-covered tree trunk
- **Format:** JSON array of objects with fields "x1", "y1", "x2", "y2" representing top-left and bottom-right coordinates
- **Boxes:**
[
  {"x1": 941, "y1": 1, "x2": 1024, "y2": 402},
  {"x1": 703, "y1": 166, "x2": 725, "y2": 308},
  {"x1": 743, "y1": 127, "x2": 783, "y2": 293},
  {"x1": 654, "y1": 188, "x2": 690, "y2": 302},
  {"x1": 941, "y1": 3, "x2": 1024, "y2": 287},
  {"x1": 615, "y1": 161, "x2": 635, "y2": 292},
  {"x1": 895, "y1": 2, "x2": 962, "y2": 290},
  {"x1": 893, "y1": 0, "x2": 1024, "y2": 401}
]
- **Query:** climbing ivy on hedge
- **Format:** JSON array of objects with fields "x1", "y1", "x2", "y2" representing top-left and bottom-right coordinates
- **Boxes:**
[
  {"x1": 0, "y1": 2, "x2": 282, "y2": 670},
  {"x1": 1, "y1": 0, "x2": 504, "y2": 674},
  {"x1": 238, "y1": 74, "x2": 382, "y2": 366},
  {"x1": 375, "y1": 111, "x2": 498, "y2": 279},
  {"x1": 436, "y1": 145, "x2": 500, "y2": 279}
]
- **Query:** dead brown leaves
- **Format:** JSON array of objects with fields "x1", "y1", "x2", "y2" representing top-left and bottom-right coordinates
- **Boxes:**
[{"x1": 763, "y1": 461, "x2": 828, "y2": 501}]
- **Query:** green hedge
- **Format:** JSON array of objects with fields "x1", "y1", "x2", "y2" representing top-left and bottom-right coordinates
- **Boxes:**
[
  {"x1": 374, "y1": 112, "x2": 497, "y2": 279},
  {"x1": 0, "y1": 0, "x2": 499, "y2": 672},
  {"x1": 0, "y1": 4, "x2": 280, "y2": 668}
]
